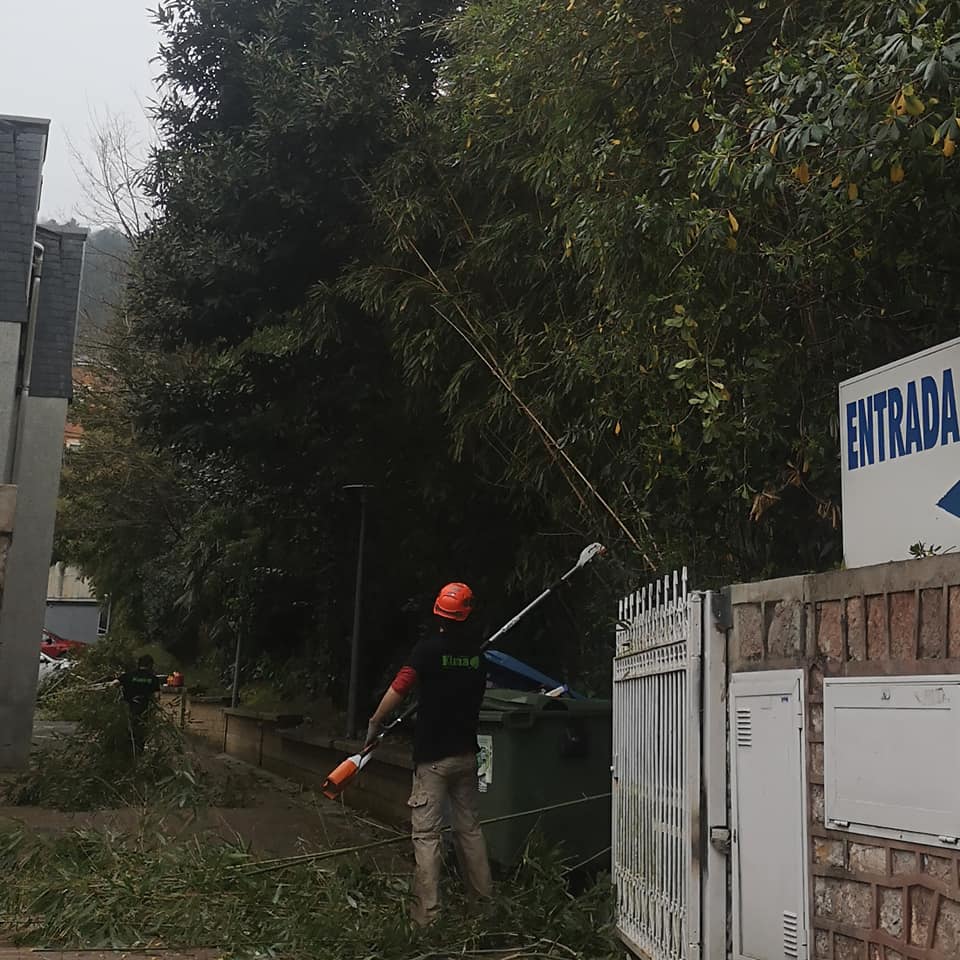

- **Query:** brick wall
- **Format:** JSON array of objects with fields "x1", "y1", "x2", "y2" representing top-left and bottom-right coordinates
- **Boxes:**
[
  {"x1": 177, "y1": 697, "x2": 415, "y2": 826},
  {"x1": 182, "y1": 697, "x2": 230, "y2": 749},
  {"x1": 0, "y1": 116, "x2": 47, "y2": 324},
  {"x1": 730, "y1": 555, "x2": 960, "y2": 960}
]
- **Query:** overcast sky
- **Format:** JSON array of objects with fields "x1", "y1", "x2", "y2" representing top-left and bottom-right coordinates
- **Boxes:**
[{"x1": 0, "y1": 1, "x2": 161, "y2": 224}]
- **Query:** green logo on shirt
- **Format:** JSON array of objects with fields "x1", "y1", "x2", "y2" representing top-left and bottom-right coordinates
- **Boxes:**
[{"x1": 442, "y1": 654, "x2": 480, "y2": 669}]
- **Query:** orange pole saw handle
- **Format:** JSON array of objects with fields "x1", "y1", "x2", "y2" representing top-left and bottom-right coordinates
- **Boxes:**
[{"x1": 321, "y1": 750, "x2": 372, "y2": 800}]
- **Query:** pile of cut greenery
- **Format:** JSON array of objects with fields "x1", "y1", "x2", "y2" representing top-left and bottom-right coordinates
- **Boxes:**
[
  {"x1": 0, "y1": 822, "x2": 616, "y2": 958},
  {"x1": 7, "y1": 639, "x2": 249, "y2": 811}
]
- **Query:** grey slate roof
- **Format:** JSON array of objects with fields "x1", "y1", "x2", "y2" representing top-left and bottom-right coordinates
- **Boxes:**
[{"x1": 0, "y1": 116, "x2": 48, "y2": 325}]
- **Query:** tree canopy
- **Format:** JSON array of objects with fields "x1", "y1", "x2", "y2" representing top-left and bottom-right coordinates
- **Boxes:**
[{"x1": 58, "y1": 0, "x2": 960, "y2": 696}]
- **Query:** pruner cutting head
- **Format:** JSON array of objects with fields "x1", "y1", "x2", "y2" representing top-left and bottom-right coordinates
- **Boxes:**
[{"x1": 576, "y1": 542, "x2": 606, "y2": 569}]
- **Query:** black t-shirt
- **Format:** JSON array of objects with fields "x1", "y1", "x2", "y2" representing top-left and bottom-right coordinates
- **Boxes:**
[
  {"x1": 406, "y1": 630, "x2": 486, "y2": 764},
  {"x1": 119, "y1": 669, "x2": 161, "y2": 716}
]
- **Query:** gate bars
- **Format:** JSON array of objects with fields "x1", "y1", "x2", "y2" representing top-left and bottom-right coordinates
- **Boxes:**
[{"x1": 612, "y1": 572, "x2": 726, "y2": 960}]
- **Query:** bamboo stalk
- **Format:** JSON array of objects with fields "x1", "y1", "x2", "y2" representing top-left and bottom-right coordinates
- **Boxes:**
[
  {"x1": 231, "y1": 792, "x2": 612, "y2": 876},
  {"x1": 354, "y1": 166, "x2": 656, "y2": 568}
]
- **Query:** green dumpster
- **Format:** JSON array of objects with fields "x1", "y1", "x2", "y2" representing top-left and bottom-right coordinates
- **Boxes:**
[{"x1": 474, "y1": 688, "x2": 612, "y2": 870}]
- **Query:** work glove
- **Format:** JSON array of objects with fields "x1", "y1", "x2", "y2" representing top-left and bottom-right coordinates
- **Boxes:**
[{"x1": 364, "y1": 718, "x2": 382, "y2": 749}]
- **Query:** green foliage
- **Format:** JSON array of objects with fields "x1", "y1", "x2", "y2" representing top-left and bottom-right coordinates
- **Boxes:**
[
  {"x1": 0, "y1": 826, "x2": 616, "y2": 957},
  {"x1": 59, "y1": 0, "x2": 606, "y2": 696},
  {"x1": 11, "y1": 644, "x2": 249, "y2": 811},
  {"x1": 354, "y1": 0, "x2": 960, "y2": 581},
  {"x1": 909, "y1": 541, "x2": 957, "y2": 557},
  {"x1": 9, "y1": 696, "x2": 182, "y2": 811},
  {"x1": 9, "y1": 702, "x2": 181, "y2": 811},
  {"x1": 59, "y1": 0, "x2": 960, "y2": 699},
  {"x1": 55, "y1": 368, "x2": 197, "y2": 647}
]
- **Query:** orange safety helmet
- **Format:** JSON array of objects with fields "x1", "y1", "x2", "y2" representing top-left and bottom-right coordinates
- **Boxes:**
[{"x1": 433, "y1": 582, "x2": 474, "y2": 621}]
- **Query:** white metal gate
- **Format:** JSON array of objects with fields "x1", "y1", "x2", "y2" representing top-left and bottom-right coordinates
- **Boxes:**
[
  {"x1": 612, "y1": 573, "x2": 726, "y2": 960},
  {"x1": 613, "y1": 571, "x2": 700, "y2": 960}
]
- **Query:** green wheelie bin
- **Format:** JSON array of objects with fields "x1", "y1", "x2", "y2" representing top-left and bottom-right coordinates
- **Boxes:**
[{"x1": 474, "y1": 689, "x2": 612, "y2": 871}]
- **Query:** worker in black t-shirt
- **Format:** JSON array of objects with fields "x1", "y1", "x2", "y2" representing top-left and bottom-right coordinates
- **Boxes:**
[
  {"x1": 114, "y1": 654, "x2": 162, "y2": 756},
  {"x1": 366, "y1": 581, "x2": 493, "y2": 928}
]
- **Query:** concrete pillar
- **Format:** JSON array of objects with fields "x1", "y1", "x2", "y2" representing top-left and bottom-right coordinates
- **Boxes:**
[
  {"x1": 0, "y1": 323, "x2": 21, "y2": 476},
  {"x1": 0, "y1": 484, "x2": 16, "y2": 591},
  {"x1": 0, "y1": 399, "x2": 66, "y2": 768},
  {"x1": 0, "y1": 222, "x2": 85, "y2": 769}
]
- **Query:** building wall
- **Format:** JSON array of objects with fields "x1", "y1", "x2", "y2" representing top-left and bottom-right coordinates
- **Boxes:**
[
  {"x1": 730, "y1": 554, "x2": 960, "y2": 960},
  {"x1": 43, "y1": 601, "x2": 101, "y2": 644},
  {"x1": 0, "y1": 116, "x2": 47, "y2": 478},
  {"x1": 31, "y1": 226, "x2": 86, "y2": 399},
  {"x1": 0, "y1": 117, "x2": 45, "y2": 323},
  {"x1": 0, "y1": 207, "x2": 86, "y2": 768},
  {"x1": 47, "y1": 563, "x2": 95, "y2": 601},
  {"x1": 0, "y1": 397, "x2": 70, "y2": 768}
]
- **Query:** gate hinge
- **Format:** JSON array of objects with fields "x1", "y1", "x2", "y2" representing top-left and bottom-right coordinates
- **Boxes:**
[
  {"x1": 709, "y1": 826, "x2": 731, "y2": 855},
  {"x1": 939, "y1": 836, "x2": 959, "y2": 845},
  {"x1": 829, "y1": 819, "x2": 850, "y2": 830}
]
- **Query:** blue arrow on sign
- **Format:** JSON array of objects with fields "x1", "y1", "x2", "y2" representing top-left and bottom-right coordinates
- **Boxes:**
[{"x1": 937, "y1": 480, "x2": 960, "y2": 519}]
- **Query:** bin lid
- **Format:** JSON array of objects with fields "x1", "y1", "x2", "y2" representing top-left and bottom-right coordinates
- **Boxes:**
[
  {"x1": 480, "y1": 688, "x2": 611, "y2": 719},
  {"x1": 483, "y1": 649, "x2": 585, "y2": 699}
]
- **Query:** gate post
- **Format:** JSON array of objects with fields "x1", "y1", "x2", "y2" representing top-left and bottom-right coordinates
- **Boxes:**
[
  {"x1": 701, "y1": 591, "x2": 728, "y2": 960},
  {"x1": 686, "y1": 593, "x2": 703, "y2": 960}
]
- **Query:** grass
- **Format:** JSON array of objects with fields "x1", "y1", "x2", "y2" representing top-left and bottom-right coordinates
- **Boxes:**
[
  {"x1": 6, "y1": 635, "x2": 618, "y2": 957},
  {"x1": 11, "y1": 647, "x2": 253, "y2": 811},
  {"x1": 0, "y1": 823, "x2": 617, "y2": 958}
]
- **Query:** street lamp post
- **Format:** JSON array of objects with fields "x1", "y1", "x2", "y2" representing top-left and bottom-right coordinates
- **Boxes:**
[
  {"x1": 230, "y1": 610, "x2": 243, "y2": 710},
  {"x1": 343, "y1": 484, "x2": 374, "y2": 739}
]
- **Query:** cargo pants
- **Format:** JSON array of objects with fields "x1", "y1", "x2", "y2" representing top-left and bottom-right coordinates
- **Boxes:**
[{"x1": 408, "y1": 753, "x2": 493, "y2": 927}]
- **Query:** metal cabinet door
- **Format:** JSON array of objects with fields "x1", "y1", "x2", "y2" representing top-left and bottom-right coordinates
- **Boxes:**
[{"x1": 730, "y1": 670, "x2": 810, "y2": 960}]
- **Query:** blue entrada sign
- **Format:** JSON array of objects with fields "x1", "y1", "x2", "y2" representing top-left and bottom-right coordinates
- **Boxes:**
[
  {"x1": 845, "y1": 369, "x2": 960, "y2": 472},
  {"x1": 840, "y1": 338, "x2": 960, "y2": 567}
]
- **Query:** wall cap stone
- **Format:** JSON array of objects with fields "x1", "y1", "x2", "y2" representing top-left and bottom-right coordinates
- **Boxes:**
[
  {"x1": 222, "y1": 707, "x2": 303, "y2": 726},
  {"x1": 729, "y1": 573, "x2": 806, "y2": 604},
  {"x1": 730, "y1": 553, "x2": 960, "y2": 606}
]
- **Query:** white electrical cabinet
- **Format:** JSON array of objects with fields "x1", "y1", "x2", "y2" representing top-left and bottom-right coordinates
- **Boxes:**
[
  {"x1": 730, "y1": 670, "x2": 810, "y2": 960},
  {"x1": 824, "y1": 676, "x2": 960, "y2": 848}
]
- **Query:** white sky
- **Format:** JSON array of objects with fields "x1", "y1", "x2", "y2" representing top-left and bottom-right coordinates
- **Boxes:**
[{"x1": 0, "y1": 0, "x2": 161, "y2": 224}]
